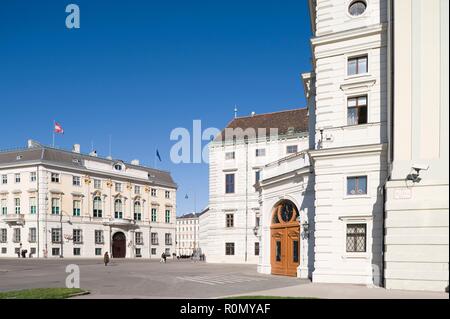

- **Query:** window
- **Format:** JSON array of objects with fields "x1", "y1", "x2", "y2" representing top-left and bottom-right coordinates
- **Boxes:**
[
  {"x1": 255, "y1": 216, "x2": 260, "y2": 227},
  {"x1": 1, "y1": 174, "x2": 7, "y2": 184},
  {"x1": 30, "y1": 197, "x2": 37, "y2": 214},
  {"x1": 72, "y1": 176, "x2": 81, "y2": 186},
  {"x1": 30, "y1": 172, "x2": 37, "y2": 182},
  {"x1": 165, "y1": 210, "x2": 171, "y2": 223},
  {"x1": 347, "y1": 176, "x2": 368, "y2": 195},
  {"x1": 15, "y1": 173, "x2": 21, "y2": 183},
  {"x1": 93, "y1": 196, "x2": 102, "y2": 218},
  {"x1": 29, "y1": 228, "x2": 37, "y2": 243},
  {"x1": 30, "y1": 247, "x2": 36, "y2": 255},
  {"x1": 51, "y1": 228, "x2": 61, "y2": 243},
  {"x1": 114, "y1": 164, "x2": 123, "y2": 171},
  {"x1": 286, "y1": 145, "x2": 298, "y2": 154},
  {"x1": 134, "y1": 185, "x2": 141, "y2": 195},
  {"x1": 151, "y1": 188, "x2": 157, "y2": 197},
  {"x1": 151, "y1": 233, "x2": 159, "y2": 245},
  {"x1": 13, "y1": 228, "x2": 21, "y2": 243},
  {"x1": 73, "y1": 229, "x2": 82, "y2": 244},
  {"x1": 52, "y1": 248, "x2": 60, "y2": 256},
  {"x1": 73, "y1": 200, "x2": 81, "y2": 216},
  {"x1": 349, "y1": 0, "x2": 367, "y2": 16},
  {"x1": 165, "y1": 233, "x2": 173, "y2": 246},
  {"x1": 114, "y1": 199, "x2": 123, "y2": 219},
  {"x1": 151, "y1": 208, "x2": 157, "y2": 222},
  {"x1": 51, "y1": 173, "x2": 60, "y2": 183},
  {"x1": 348, "y1": 55, "x2": 368, "y2": 76},
  {"x1": 135, "y1": 248, "x2": 142, "y2": 257},
  {"x1": 95, "y1": 248, "x2": 102, "y2": 256},
  {"x1": 225, "y1": 152, "x2": 235, "y2": 160},
  {"x1": 134, "y1": 201, "x2": 142, "y2": 221},
  {"x1": 255, "y1": 170, "x2": 261, "y2": 184},
  {"x1": 346, "y1": 224, "x2": 367, "y2": 252},
  {"x1": 94, "y1": 179, "x2": 102, "y2": 189},
  {"x1": 225, "y1": 174, "x2": 235, "y2": 194},
  {"x1": 95, "y1": 230, "x2": 104, "y2": 244},
  {"x1": 226, "y1": 214, "x2": 234, "y2": 228},
  {"x1": 151, "y1": 248, "x2": 157, "y2": 255},
  {"x1": 73, "y1": 248, "x2": 81, "y2": 256},
  {"x1": 165, "y1": 191, "x2": 170, "y2": 199},
  {"x1": 165, "y1": 248, "x2": 171, "y2": 256},
  {"x1": 255, "y1": 242, "x2": 260, "y2": 256},
  {"x1": 115, "y1": 183, "x2": 122, "y2": 192},
  {"x1": 225, "y1": 243, "x2": 235, "y2": 256},
  {"x1": 14, "y1": 198, "x2": 21, "y2": 214},
  {"x1": 135, "y1": 232, "x2": 143, "y2": 245},
  {"x1": 1, "y1": 199, "x2": 7, "y2": 215},
  {"x1": 1, "y1": 248, "x2": 6, "y2": 254},
  {"x1": 255, "y1": 148, "x2": 266, "y2": 157},
  {"x1": 0, "y1": 229, "x2": 7, "y2": 243},
  {"x1": 51, "y1": 198, "x2": 60, "y2": 215},
  {"x1": 347, "y1": 96, "x2": 368, "y2": 125}
]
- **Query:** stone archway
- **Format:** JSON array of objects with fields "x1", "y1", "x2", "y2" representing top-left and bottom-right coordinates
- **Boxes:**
[
  {"x1": 270, "y1": 200, "x2": 300, "y2": 277},
  {"x1": 112, "y1": 232, "x2": 126, "y2": 258}
]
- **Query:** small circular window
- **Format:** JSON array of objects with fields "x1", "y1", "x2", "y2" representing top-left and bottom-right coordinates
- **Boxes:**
[{"x1": 349, "y1": 1, "x2": 367, "y2": 16}]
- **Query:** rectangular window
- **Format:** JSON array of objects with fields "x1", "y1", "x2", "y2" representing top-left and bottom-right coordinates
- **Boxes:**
[
  {"x1": 115, "y1": 183, "x2": 122, "y2": 192},
  {"x1": 225, "y1": 174, "x2": 235, "y2": 194},
  {"x1": 0, "y1": 229, "x2": 7, "y2": 243},
  {"x1": 165, "y1": 210, "x2": 171, "y2": 223},
  {"x1": 72, "y1": 176, "x2": 81, "y2": 186},
  {"x1": 29, "y1": 197, "x2": 37, "y2": 214},
  {"x1": 73, "y1": 200, "x2": 81, "y2": 216},
  {"x1": 347, "y1": 176, "x2": 368, "y2": 195},
  {"x1": 165, "y1": 191, "x2": 170, "y2": 199},
  {"x1": 15, "y1": 173, "x2": 21, "y2": 183},
  {"x1": 255, "y1": 170, "x2": 261, "y2": 184},
  {"x1": 30, "y1": 172, "x2": 37, "y2": 182},
  {"x1": 51, "y1": 173, "x2": 60, "y2": 183},
  {"x1": 135, "y1": 248, "x2": 142, "y2": 257},
  {"x1": 51, "y1": 228, "x2": 62, "y2": 243},
  {"x1": 1, "y1": 199, "x2": 8, "y2": 215},
  {"x1": 225, "y1": 243, "x2": 235, "y2": 256},
  {"x1": 226, "y1": 214, "x2": 234, "y2": 228},
  {"x1": 95, "y1": 248, "x2": 102, "y2": 256},
  {"x1": 94, "y1": 179, "x2": 102, "y2": 189},
  {"x1": 135, "y1": 232, "x2": 143, "y2": 245},
  {"x1": 134, "y1": 185, "x2": 141, "y2": 195},
  {"x1": 29, "y1": 228, "x2": 37, "y2": 243},
  {"x1": 73, "y1": 229, "x2": 82, "y2": 244},
  {"x1": 348, "y1": 55, "x2": 368, "y2": 76},
  {"x1": 286, "y1": 145, "x2": 298, "y2": 154},
  {"x1": 13, "y1": 228, "x2": 21, "y2": 243},
  {"x1": 151, "y1": 233, "x2": 159, "y2": 245},
  {"x1": 14, "y1": 198, "x2": 21, "y2": 214},
  {"x1": 52, "y1": 248, "x2": 60, "y2": 256},
  {"x1": 51, "y1": 198, "x2": 60, "y2": 215},
  {"x1": 1, "y1": 174, "x2": 7, "y2": 184},
  {"x1": 165, "y1": 233, "x2": 172, "y2": 246},
  {"x1": 347, "y1": 96, "x2": 368, "y2": 125},
  {"x1": 1, "y1": 247, "x2": 6, "y2": 254},
  {"x1": 151, "y1": 208, "x2": 157, "y2": 222},
  {"x1": 151, "y1": 248, "x2": 157, "y2": 255},
  {"x1": 95, "y1": 230, "x2": 104, "y2": 244},
  {"x1": 151, "y1": 189, "x2": 157, "y2": 197},
  {"x1": 225, "y1": 151, "x2": 235, "y2": 160},
  {"x1": 346, "y1": 224, "x2": 367, "y2": 253},
  {"x1": 255, "y1": 242, "x2": 260, "y2": 256},
  {"x1": 255, "y1": 148, "x2": 266, "y2": 157},
  {"x1": 73, "y1": 248, "x2": 81, "y2": 256}
]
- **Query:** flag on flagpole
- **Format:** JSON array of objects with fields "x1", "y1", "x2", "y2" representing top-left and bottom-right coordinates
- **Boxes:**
[
  {"x1": 156, "y1": 149, "x2": 162, "y2": 162},
  {"x1": 54, "y1": 121, "x2": 64, "y2": 134}
]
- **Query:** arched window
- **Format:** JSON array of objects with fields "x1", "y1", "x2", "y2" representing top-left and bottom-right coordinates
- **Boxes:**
[
  {"x1": 348, "y1": 1, "x2": 367, "y2": 16},
  {"x1": 114, "y1": 199, "x2": 123, "y2": 219},
  {"x1": 134, "y1": 201, "x2": 142, "y2": 221},
  {"x1": 272, "y1": 200, "x2": 298, "y2": 225},
  {"x1": 93, "y1": 196, "x2": 102, "y2": 218}
]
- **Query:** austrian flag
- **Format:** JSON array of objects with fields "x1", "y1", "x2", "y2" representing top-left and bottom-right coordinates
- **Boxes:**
[{"x1": 54, "y1": 122, "x2": 64, "y2": 134}]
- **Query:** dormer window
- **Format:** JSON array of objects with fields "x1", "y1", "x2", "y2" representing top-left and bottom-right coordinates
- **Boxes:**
[{"x1": 114, "y1": 163, "x2": 124, "y2": 171}]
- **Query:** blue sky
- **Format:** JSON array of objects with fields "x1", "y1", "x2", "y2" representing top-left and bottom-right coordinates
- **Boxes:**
[{"x1": 0, "y1": 0, "x2": 312, "y2": 215}]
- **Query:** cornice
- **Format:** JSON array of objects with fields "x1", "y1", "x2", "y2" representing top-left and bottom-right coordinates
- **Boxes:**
[{"x1": 311, "y1": 23, "x2": 387, "y2": 47}]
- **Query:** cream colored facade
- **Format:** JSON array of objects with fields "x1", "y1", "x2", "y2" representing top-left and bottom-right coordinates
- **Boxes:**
[
  {"x1": 176, "y1": 212, "x2": 201, "y2": 256},
  {"x1": 0, "y1": 140, "x2": 177, "y2": 259}
]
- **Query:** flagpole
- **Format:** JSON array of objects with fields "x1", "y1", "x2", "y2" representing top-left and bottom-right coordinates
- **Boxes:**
[
  {"x1": 52, "y1": 120, "x2": 55, "y2": 148},
  {"x1": 154, "y1": 147, "x2": 157, "y2": 169}
]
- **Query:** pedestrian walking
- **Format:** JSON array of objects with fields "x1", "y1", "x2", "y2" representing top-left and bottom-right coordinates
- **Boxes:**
[
  {"x1": 104, "y1": 252, "x2": 110, "y2": 266},
  {"x1": 160, "y1": 253, "x2": 166, "y2": 263}
]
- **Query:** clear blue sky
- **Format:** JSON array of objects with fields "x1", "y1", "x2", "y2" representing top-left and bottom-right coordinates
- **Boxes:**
[{"x1": 0, "y1": 0, "x2": 312, "y2": 216}]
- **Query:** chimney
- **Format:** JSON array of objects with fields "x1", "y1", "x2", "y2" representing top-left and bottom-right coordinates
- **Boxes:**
[
  {"x1": 27, "y1": 140, "x2": 41, "y2": 148},
  {"x1": 73, "y1": 144, "x2": 81, "y2": 154},
  {"x1": 89, "y1": 150, "x2": 98, "y2": 157},
  {"x1": 131, "y1": 159, "x2": 140, "y2": 166},
  {"x1": 251, "y1": 111, "x2": 256, "y2": 117},
  {"x1": 106, "y1": 156, "x2": 113, "y2": 160}
]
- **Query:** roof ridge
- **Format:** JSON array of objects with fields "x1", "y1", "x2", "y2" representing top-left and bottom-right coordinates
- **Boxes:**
[{"x1": 234, "y1": 107, "x2": 307, "y2": 120}]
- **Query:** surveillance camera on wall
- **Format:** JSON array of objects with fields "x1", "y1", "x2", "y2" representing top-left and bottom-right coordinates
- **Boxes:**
[
  {"x1": 407, "y1": 163, "x2": 429, "y2": 183},
  {"x1": 411, "y1": 164, "x2": 429, "y2": 173}
]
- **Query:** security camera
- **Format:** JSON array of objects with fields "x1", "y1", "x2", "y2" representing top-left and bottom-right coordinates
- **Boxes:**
[
  {"x1": 411, "y1": 164, "x2": 429, "y2": 173},
  {"x1": 407, "y1": 164, "x2": 429, "y2": 183}
]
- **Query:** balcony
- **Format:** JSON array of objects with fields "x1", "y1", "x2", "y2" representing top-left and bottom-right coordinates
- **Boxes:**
[{"x1": 2, "y1": 214, "x2": 25, "y2": 225}]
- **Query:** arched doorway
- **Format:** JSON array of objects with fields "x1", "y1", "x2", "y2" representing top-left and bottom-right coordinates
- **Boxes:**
[
  {"x1": 112, "y1": 232, "x2": 126, "y2": 258},
  {"x1": 271, "y1": 200, "x2": 300, "y2": 277}
]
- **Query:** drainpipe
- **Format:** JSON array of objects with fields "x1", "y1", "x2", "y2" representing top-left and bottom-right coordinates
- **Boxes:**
[{"x1": 245, "y1": 138, "x2": 249, "y2": 263}]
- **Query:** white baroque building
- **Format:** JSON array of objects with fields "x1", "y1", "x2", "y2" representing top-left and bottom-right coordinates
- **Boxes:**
[
  {"x1": 0, "y1": 140, "x2": 177, "y2": 259},
  {"x1": 175, "y1": 209, "x2": 207, "y2": 256},
  {"x1": 203, "y1": 0, "x2": 448, "y2": 292}
]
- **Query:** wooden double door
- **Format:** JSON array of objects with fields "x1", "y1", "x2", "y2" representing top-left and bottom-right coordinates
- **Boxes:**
[
  {"x1": 271, "y1": 225, "x2": 300, "y2": 277},
  {"x1": 112, "y1": 232, "x2": 126, "y2": 258}
]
